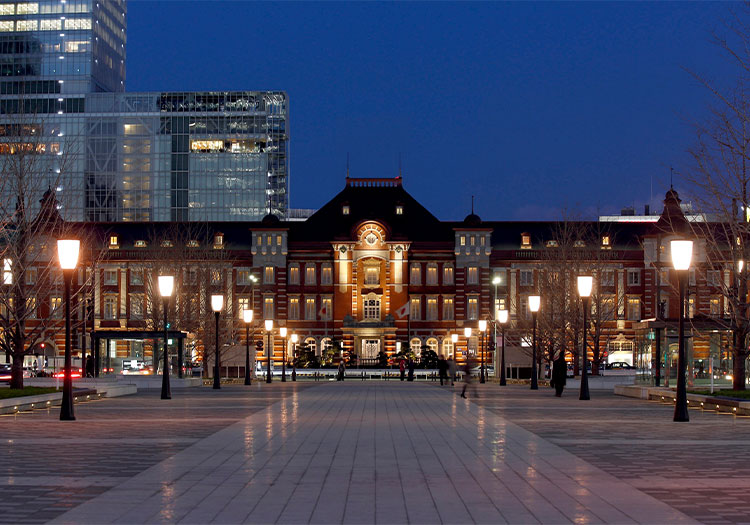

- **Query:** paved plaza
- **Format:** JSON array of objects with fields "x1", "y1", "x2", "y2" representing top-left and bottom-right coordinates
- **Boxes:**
[{"x1": 0, "y1": 382, "x2": 748, "y2": 524}]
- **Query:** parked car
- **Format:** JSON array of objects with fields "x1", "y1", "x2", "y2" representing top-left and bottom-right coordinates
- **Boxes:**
[
  {"x1": 0, "y1": 364, "x2": 10, "y2": 382},
  {"x1": 605, "y1": 362, "x2": 634, "y2": 370}
]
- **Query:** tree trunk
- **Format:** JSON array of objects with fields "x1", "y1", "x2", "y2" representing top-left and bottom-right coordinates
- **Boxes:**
[
  {"x1": 9, "y1": 353, "x2": 23, "y2": 389},
  {"x1": 732, "y1": 330, "x2": 747, "y2": 390},
  {"x1": 592, "y1": 333, "x2": 601, "y2": 375}
]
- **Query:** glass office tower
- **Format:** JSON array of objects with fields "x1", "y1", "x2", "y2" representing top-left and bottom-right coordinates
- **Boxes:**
[{"x1": 0, "y1": 1, "x2": 290, "y2": 222}]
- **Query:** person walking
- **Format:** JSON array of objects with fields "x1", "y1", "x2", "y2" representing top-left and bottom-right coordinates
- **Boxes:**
[
  {"x1": 552, "y1": 355, "x2": 567, "y2": 397},
  {"x1": 338, "y1": 359, "x2": 346, "y2": 381},
  {"x1": 461, "y1": 357, "x2": 475, "y2": 398},
  {"x1": 399, "y1": 358, "x2": 406, "y2": 381},
  {"x1": 447, "y1": 357, "x2": 456, "y2": 386},
  {"x1": 437, "y1": 354, "x2": 448, "y2": 385},
  {"x1": 407, "y1": 358, "x2": 415, "y2": 382}
]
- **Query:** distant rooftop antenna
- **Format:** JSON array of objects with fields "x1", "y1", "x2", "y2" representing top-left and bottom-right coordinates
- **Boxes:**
[
  {"x1": 398, "y1": 152, "x2": 402, "y2": 177},
  {"x1": 346, "y1": 152, "x2": 350, "y2": 177},
  {"x1": 471, "y1": 195, "x2": 475, "y2": 214},
  {"x1": 670, "y1": 166, "x2": 674, "y2": 190}
]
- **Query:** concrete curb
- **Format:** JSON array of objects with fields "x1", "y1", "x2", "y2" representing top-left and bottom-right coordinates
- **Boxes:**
[{"x1": 615, "y1": 384, "x2": 750, "y2": 415}]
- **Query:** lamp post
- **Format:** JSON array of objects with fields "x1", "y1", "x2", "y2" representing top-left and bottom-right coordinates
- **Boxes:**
[
  {"x1": 451, "y1": 333, "x2": 458, "y2": 359},
  {"x1": 211, "y1": 294, "x2": 223, "y2": 390},
  {"x1": 291, "y1": 333, "x2": 298, "y2": 381},
  {"x1": 265, "y1": 319, "x2": 273, "y2": 383},
  {"x1": 577, "y1": 276, "x2": 593, "y2": 401},
  {"x1": 529, "y1": 295, "x2": 540, "y2": 390},
  {"x1": 492, "y1": 276, "x2": 501, "y2": 377},
  {"x1": 243, "y1": 308, "x2": 253, "y2": 385},
  {"x1": 57, "y1": 239, "x2": 79, "y2": 421},
  {"x1": 671, "y1": 239, "x2": 693, "y2": 422},
  {"x1": 478, "y1": 319, "x2": 487, "y2": 383},
  {"x1": 498, "y1": 309, "x2": 508, "y2": 386},
  {"x1": 158, "y1": 275, "x2": 174, "y2": 400},
  {"x1": 280, "y1": 327, "x2": 287, "y2": 382},
  {"x1": 464, "y1": 327, "x2": 472, "y2": 363}
]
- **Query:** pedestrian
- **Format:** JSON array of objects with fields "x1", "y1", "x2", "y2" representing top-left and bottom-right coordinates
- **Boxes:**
[
  {"x1": 407, "y1": 358, "x2": 415, "y2": 381},
  {"x1": 552, "y1": 356, "x2": 566, "y2": 397},
  {"x1": 399, "y1": 358, "x2": 406, "y2": 381},
  {"x1": 461, "y1": 357, "x2": 475, "y2": 398},
  {"x1": 338, "y1": 359, "x2": 346, "y2": 381},
  {"x1": 437, "y1": 354, "x2": 448, "y2": 385},
  {"x1": 447, "y1": 357, "x2": 456, "y2": 386}
]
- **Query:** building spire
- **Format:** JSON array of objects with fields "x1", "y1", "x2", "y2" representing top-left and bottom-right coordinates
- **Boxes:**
[
  {"x1": 346, "y1": 152, "x2": 350, "y2": 177},
  {"x1": 398, "y1": 152, "x2": 402, "y2": 178},
  {"x1": 471, "y1": 195, "x2": 475, "y2": 214}
]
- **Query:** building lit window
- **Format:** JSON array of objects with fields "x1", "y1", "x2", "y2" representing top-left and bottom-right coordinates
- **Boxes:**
[
  {"x1": 442, "y1": 338, "x2": 454, "y2": 358},
  {"x1": 460, "y1": 236, "x2": 466, "y2": 246},
  {"x1": 470, "y1": 236, "x2": 475, "y2": 246},
  {"x1": 410, "y1": 264, "x2": 421, "y2": 285},
  {"x1": 237, "y1": 270, "x2": 254, "y2": 286},
  {"x1": 305, "y1": 297, "x2": 316, "y2": 320},
  {"x1": 710, "y1": 297, "x2": 721, "y2": 316},
  {"x1": 321, "y1": 297, "x2": 332, "y2": 320},
  {"x1": 276, "y1": 235, "x2": 282, "y2": 246},
  {"x1": 497, "y1": 297, "x2": 507, "y2": 312},
  {"x1": 266, "y1": 235, "x2": 271, "y2": 246},
  {"x1": 467, "y1": 266, "x2": 479, "y2": 285},
  {"x1": 214, "y1": 233, "x2": 224, "y2": 248},
  {"x1": 26, "y1": 296, "x2": 37, "y2": 319},
  {"x1": 601, "y1": 235, "x2": 611, "y2": 249},
  {"x1": 574, "y1": 240, "x2": 585, "y2": 248},
  {"x1": 0, "y1": 4, "x2": 14, "y2": 15},
  {"x1": 264, "y1": 266, "x2": 274, "y2": 284},
  {"x1": 688, "y1": 295, "x2": 696, "y2": 318},
  {"x1": 467, "y1": 296, "x2": 478, "y2": 320},
  {"x1": 426, "y1": 297, "x2": 438, "y2": 320},
  {"x1": 395, "y1": 205, "x2": 403, "y2": 215},
  {"x1": 237, "y1": 297, "x2": 250, "y2": 318},
  {"x1": 410, "y1": 297, "x2": 421, "y2": 320},
  {"x1": 519, "y1": 269, "x2": 533, "y2": 286},
  {"x1": 103, "y1": 269, "x2": 118, "y2": 286},
  {"x1": 305, "y1": 264, "x2": 316, "y2": 285},
  {"x1": 364, "y1": 266, "x2": 379, "y2": 286},
  {"x1": 40, "y1": 19, "x2": 62, "y2": 30},
  {"x1": 263, "y1": 296, "x2": 274, "y2": 319},
  {"x1": 321, "y1": 264, "x2": 333, "y2": 285},
  {"x1": 521, "y1": 233, "x2": 532, "y2": 249},
  {"x1": 288, "y1": 297, "x2": 300, "y2": 320},
  {"x1": 129, "y1": 268, "x2": 143, "y2": 286},
  {"x1": 442, "y1": 297, "x2": 454, "y2": 320},
  {"x1": 50, "y1": 296, "x2": 62, "y2": 319},
  {"x1": 130, "y1": 294, "x2": 144, "y2": 320},
  {"x1": 342, "y1": 205, "x2": 350, "y2": 215},
  {"x1": 5, "y1": 259, "x2": 15, "y2": 284},
  {"x1": 426, "y1": 264, "x2": 438, "y2": 285},
  {"x1": 109, "y1": 235, "x2": 119, "y2": 249},
  {"x1": 627, "y1": 297, "x2": 640, "y2": 321},
  {"x1": 16, "y1": 3, "x2": 39, "y2": 15},
  {"x1": 443, "y1": 265, "x2": 454, "y2": 285},
  {"x1": 601, "y1": 295, "x2": 616, "y2": 319},
  {"x1": 134, "y1": 240, "x2": 147, "y2": 248},
  {"x1": 288, "y1": 264, "x2": 299, "y2": 285},
  {"x1": 363, "y1": 296, "x2": 380, "y2": 320},
  {"x1": 161, "y1": 240, "x2": 174, "y2": 248},
  {"x1": 627, "y1": 269, "x2": 640, "y2": 286},
  {"x1": 16, "y1": 19, "x2": 37, "y2": 31},
  {"x1": 64, "y1": 17, "x2": 92, "y2": 30},
  {"x1": 186, "y1": 240, "x2": 199, "y2": 248},
  {"x1": 103, "y1": 295, "x2": 118, "y2": 320},
  {"x1": 546, "y1": 240, "x2": 559, "y2": 248},
  {"x1": 410, "y1": 338, "x2": 422, "y2": 355},
  {"x1": 0, "y1": 21, "x2": 13, "y2": 31},
  {"x1": 210, "y1": 269, "x2": 222, "y2": 284}
]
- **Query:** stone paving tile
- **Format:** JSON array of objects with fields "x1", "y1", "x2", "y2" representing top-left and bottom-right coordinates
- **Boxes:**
[
  {"x1": 53, "y1": 383, "x2": 693, "y2": 525},
  {"x1": 0, "y1": 383, "x2": 314, "y2": 524}
]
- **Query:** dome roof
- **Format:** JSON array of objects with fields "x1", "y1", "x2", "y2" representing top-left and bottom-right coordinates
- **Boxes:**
[
  {"x1": 463, "y1": 213, "x2": 482, "y2": 227},
  {"x1": 261, "y1": 213, "x2": 281, "y2": 226}
]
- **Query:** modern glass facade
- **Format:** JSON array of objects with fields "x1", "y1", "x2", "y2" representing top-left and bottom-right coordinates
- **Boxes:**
[{"x1": 0, "y1": 1, "x2": 290, "y2": 222}]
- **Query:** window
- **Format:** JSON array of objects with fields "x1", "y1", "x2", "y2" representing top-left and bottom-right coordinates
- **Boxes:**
[
  {"x1": 129, "y1": 268, "x2": 143, "y2": 286},
  {"x1": 134, "y1": 240, "x2": 147, "y2": 248},
  {"x1": 442, "y1": 338, "x2": 454, "y2": 358},
  {"x1": 276, "y1": 235, "x2": 282, "y2": 246},
  {"x1": 707, "y1": 270, "x2": 720, "y2": 286},
  {"x1": 321, "y1": 264, "x2": 333, "y2": 285},
  {"x1": 263, "y1": 296, "x2": 274, "y2": 319},
  {"x1": 626, "y1": 269, "x2": 640, "y2": 286},
  {"x1": 426, "y1": 297, "x2": 438, "y2": 320},
  {"x1": 426, "y1": 338, "x2": 438, "y2": 353},
  {"x1": 710, "y1": 297, "x2": 721, "y2": 316},
  {"x1": 130, "y1": 294, "x2": 144, "y2": 320},
  {"x1": 410, "y1": 264, "x2": 421, "y2": 285},
  {"x1": 442, "y1": 297, "x2": 454, "y2": 320},
  {"x1": 3, "y1": 259, "x2": 12, "y2": 284},
  {"x1": 520, "y1": 295, "x2": 530, "y2": 320},
  {"x1": 497, "y1": 297, "x2": 507, "y2": 313},
  {"x1": 237, "y1": 270, "x2": 254, "y2": 286},
  {"x1": 103, "y1": 269, "x2": 118, "y2": 286},
  {"x1": 288, "y1": 264, "x2": 300, "y2": 285},
  {"x1": 521, "y1": 233, "x2": 532, "y2": 249},
  {"x1": 395, "y1": 205, "x2": 403, "y2": 215},
  {"x1": 188, "y1": 268, "x2": 198, "y2": 285},
  {"x1": 161, "y1": 240, "x2": 174, "y2": 248},
  {"x1": 214, "y1": 233, "x2": 224, "y2": 248},
  {"x1": 460, "y1": 236, "x2": 466, "y2": 246},
  {"x1": 364, "y1": 266, "x2": 379, "y2": 286},
  {"x1": 467, "y1": 266, "x2": 479, "y2": 285},
  {"x1": 467, "y1": 296, "x2": 478, "y2": 320},
  {"x1": 574, "y1": 240, "x2": 585, "y2": 248},
  {"x1": 40, "y1": 19, "x2": 62, "y2": 31},
  {"x1": 103, "y1": 295, "x2": 118, "y2": 320},
  {"x1": 601, "y1": 270, "x2": 615, "y2": 287},
  {"x1": 26, "y1": 267, "x2": 36, "y2": 285},
  {"x1": 305, "y1": 297, "x2": 316, "y2": 320},
  {"x1": 520, "y1": 269, "x2": 533, "y2": 286},
  {"x1": 288, "y1": 297, "x2": 300, "y2": 320},
  {"x1": 264, "y1": 266, "x2": 274, "y2": 284},
  {"x1": 342, "y1": 205, "x2": 350, "y2": 215},
  {"x1": 266, "y1": 235, "x2": 272, "y2": 246},
  {"x1": 17, "y1": 3, "x2": 39, "y2": 14},
  {"x1": 26, "y1": 297, "x2": 36, "y2": 319},
  {"x1": 210, "y1": 269, "x2": 222, "y2": 285},
  {"x1": 321, "y1": 297, "x2": 332, "y2": 320},
  {"x1": 689, "y1": 269, "x2": 696, "y2": 286},
  {"x1": 443, "y1": 265, "x2": 454, "y2": 285},
  {"x1": 688, "y1": 295, "x2": 696, "y2": 318},
  {"x1": 16, "y1": 19, "x2": 37, "y2": 31},
  {"x1": 305, "y1": 264, "x2": 316, "y2": 285},
  {"x1": 0, "y1": 21, "x2": 12, "y2": 31},
  {"x1": 410, "y1": 297, "x2": 421, "y2": 320},
  {"x1": 0, "y1": 4, "x2": 14, "y2": 15},
  {"x1": 601, "y1": 295, "x2": 616, "y2": 319},
  {"x1": 109, "y1": 235, "x2": 119, "y2": 249},
  {"x1": 659, "y1": 269, "x2": 670, "y2": 285},
  {"x1": 426, "y1": 264, "x2": 438, "y2": 285},
  {"x1": 546, "y1": 240, "x2": 559, "y2": 248},
  {"x1": 601, "y1": 235, "x2": 611, "y2": 249},
  {"x1": 238, "y1": 297, "x2": 251, "y2": 318},
  {"x1": 470, "y1": 236, "x2": 476, "y2": 246},
  {"x1": 50, "y1": 296, "x2": 62, "y2": 319},
  {"x1": 64, "y1": 17, "x2": 92, "y2": 30},
  {"x1": 187, "y1": 240, "x2": 199, "y2": 248},
  {"x1": 363, "y1": 296, "x2": 380, "y2": 320},
  {"x1": 627, "y1": 297, "x2": 640, "y2": 321},
  {"x1": 410, "y1": 338, "x2": 422, "y2": 355}
]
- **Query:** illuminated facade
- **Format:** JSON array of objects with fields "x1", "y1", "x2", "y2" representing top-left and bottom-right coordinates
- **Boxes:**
[{"x1": 0, "y1": 1, "x2": 289, "y2": 222}]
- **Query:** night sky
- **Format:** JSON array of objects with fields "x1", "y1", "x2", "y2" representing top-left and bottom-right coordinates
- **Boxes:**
[{"x1": 127, "y1": 2, "x2": 735, "y2": 221}]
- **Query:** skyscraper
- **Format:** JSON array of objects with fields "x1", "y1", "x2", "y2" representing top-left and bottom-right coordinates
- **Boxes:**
[{"x1": 0, "y1": 1, "x2": 289, "y2": 222}]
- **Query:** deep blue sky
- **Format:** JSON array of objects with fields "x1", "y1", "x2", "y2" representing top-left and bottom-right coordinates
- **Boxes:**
[{"x1": 127, "y1": 2, "x2": 735, "y2": 220}]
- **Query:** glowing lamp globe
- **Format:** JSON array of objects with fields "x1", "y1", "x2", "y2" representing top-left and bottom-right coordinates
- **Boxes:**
[
  {"x1": 577, "y1": 276, "x2": 593, "y2": 298},
  {"x1": 210, "y1": 294, "x2": 224, "y2": 312},
  {"x1": 57, "y1": 239, "x2": 80, "y2": 270},
  {"x1": 529, "y1": 295, "x2": 541, "y2": 313},
  {"x1": 158, "y1": 275, "x2": 174, "y2": 298},
  {"x1": 671, "y1": 240, "x2": 693, "y2": 271}
]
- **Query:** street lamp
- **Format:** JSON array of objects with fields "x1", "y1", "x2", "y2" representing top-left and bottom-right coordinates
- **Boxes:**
[
  {"x1": 577, "y1": 276, "x2": 593, "y2": 401},
  {"x1": 498, "y1": 309, "x2": 508, "y2": 386},
  {"x1": 211, "y1": 294, "x2": 223, "y2": 390},
  {"x1": 243, "y1": 308, "x2": 253, "y2": 386},
  {"x1": 464, "y1": 327, "x2": 472, "y2": 361},
  {"x1": 671, "y1": 239, "x2": 693, "y2": 422},
  {"x1": 158, "y1": 275, "x2": 174, "y2": 400},
  {"x1": 478, "y1": 319, "x2": 487, "y2": 383},
  {"x1": 280, "y1": 327, "x2": 287, "y2": 382},
  {"x1": 57, "y1": 239, "x2": 79, "y2": 421},
  {"x1": 529, "y1": 295, "x2": 540, "y2": 390},
  {"x1": 265, "y1": 319, "x2": 273, "y2": 383},
  {"x1": 291, "y1": 333, "x2": 298, "y2": 381},
  {"x1": 451, "y1": 333, "x2": 458, "y2": 360}
]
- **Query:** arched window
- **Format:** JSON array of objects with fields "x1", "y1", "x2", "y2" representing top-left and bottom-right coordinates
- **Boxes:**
[
  {"x1": 426, "y1": 338, "x2": 438, "y2": 354},
  {"x1": 410, "y1": 338, "x2": 422, "y2": 357},
  {"x1": 363, "y1": 294, "x2": 380, "y2": 320},
  {"x1": 304, "y1": 337, "x2": 317, "y2": 356},
  {"x1": 442, "y1": 338, "x2": 454, "y2": 358},
  {"x1": 321, "y1": 337, "x2": 333, "y2": 355}
]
